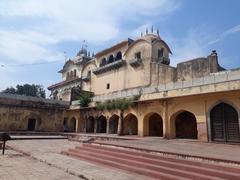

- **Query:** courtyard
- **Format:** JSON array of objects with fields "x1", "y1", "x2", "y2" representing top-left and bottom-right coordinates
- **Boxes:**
[{"x1": 0, "y1": 136, "x2": 239, "y2": 179}]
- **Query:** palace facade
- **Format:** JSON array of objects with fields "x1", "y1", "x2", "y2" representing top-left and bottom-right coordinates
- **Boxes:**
[{"x1": 48, "y1": 30, "x2": 240, "y2": 143}]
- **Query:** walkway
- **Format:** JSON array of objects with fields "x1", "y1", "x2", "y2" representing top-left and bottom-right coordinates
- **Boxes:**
[
  {"x1": 0, "y1": 150, "x2": 80, "y2": 180},
  {"x1": 93, "y1": 137, "x2": 240, "y2": 164},
  {"x1": 7, "y1": 139, "x2": 145, "y2": 180}
]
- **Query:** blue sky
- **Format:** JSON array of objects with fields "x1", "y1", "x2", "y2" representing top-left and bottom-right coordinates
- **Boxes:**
[{"x1": 0, "y1": 0, "x2": 240, "y2": 96}]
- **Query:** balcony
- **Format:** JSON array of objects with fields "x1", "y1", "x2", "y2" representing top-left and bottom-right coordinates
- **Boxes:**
[
  {"x1": 129, "y1": 58, "x2": 142, "y2": 67},
  {"x1": 82, "y1": 75, "x2": 91, "y2": 82},
  {"x1": 93, "y1": 59, "x2": 126, "y2": 75},
  {"x1": 157, "y1": 56, "x2": 170, "y2": 65}
]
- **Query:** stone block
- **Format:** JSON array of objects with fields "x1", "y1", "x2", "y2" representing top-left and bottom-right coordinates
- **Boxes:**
[
  {"x1": 192, "y1": 77, "x2": 203, "y2": 86},
  {"x1": 203, "y1": 75, "x2": 215, "y2": 85}
]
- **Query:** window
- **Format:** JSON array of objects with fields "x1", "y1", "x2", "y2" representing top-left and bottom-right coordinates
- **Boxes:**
[
  {"x1": 115, "y1": 51, "x2": 122, "y2": 61},
  {"x1": 67, "y1": 72, "x2": 70, "y2": 79},
  {"x1": 100, "y1": 58, "x2": 107, "y2": 67},
  {"x1": 87, "y1": 70, "x2": 91, "y2": 77},
  {"x1": 70, "y1": 71, "x2": 73, "y2": 78},
  {"x1": 106, "y1": 83, "x2": 110, "y2": 89},
  {"x1": 108, "y1": 55, "x2": 114, "y2": 64},
  {"x1": 158, "y1": 48, "x2": 164, "y2": 58},
  {"x1": 135, "y1": 52, "x2": 141, "y2": 59},
  {"x1": 74, "y1": 69, "x2": 77, "y2": 77}
]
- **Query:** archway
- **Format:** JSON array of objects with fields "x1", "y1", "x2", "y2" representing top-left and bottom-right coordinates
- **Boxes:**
[
  {"x1": 97, "y1": 116, "x2": 107, "y2": 133},
  {"x1": 210, "y1": 102, "x2": 240, "y2": 142},
  {"x1": 69, "y1": 117, "x2": 77, "y2": 132},
  {"x1": 100, "y1": 58, "x2": 107, "y2": 67},
  {"x1": 115, "y1": 51, "x2": 122, "y2": 61},
  {"x1": 175, "y1": 111, "x2": 197, "y2": 139},
  {"x1": 108, "y1": 55, "x2": 114, "y2": 64},
  {"x1": 123, "y1": 113, "x2": 138, "y2": 135},
  {"x1": 86, "y1": 116, "x2": 95, "y2": 133},
  {"x1": 144, "y1": 113, "x2": 163, "y2": 136},
  {"x1": 27, "y1": 118, "x2": 36, "y2": 131},
  {"x1": 109, "y1": 114, "x2": 119, "y2": 134}
]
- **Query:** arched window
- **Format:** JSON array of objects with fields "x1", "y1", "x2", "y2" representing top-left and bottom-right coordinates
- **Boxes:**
[
  {"x1": 115, "y1": 51, "x2": 122, "y2": 61},
  {"x1": 70, "y1": 71, "x2": 73, "y2": 78},
  {"x1": 158, "y1": 48, "x2": 164, "y2": 58},
  {"x1": 67, "y1": 72, "x2": 70, "y2": 80},
  {"x1": 74, "y1": 69, "x2": 77, "y2": 77},
  {"x1": 100, "y1": 58, "x2": 107, "y2": 67},
  {"x1": 108, "y1": 55, "x2": 114, "y2": 64}
]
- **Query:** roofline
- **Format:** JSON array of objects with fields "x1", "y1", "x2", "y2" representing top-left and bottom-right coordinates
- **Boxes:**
[
  {"x1": 95, "y1": 40, "x2": 130, "y2": 58},
  {"x1": 48, "y1": 77, "x2": 81, "y2": 90}
]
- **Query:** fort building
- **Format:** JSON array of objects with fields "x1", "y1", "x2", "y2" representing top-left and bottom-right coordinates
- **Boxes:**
[{"x1": 48, "y1": 30, "x2": 240, "y2": 143}]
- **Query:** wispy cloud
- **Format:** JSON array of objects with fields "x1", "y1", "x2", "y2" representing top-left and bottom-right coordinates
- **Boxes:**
[
  {"x1": 166, "y1": 28, "x2": 209, "y2": 66},
  {"x1": 208, "y1": 24, "x2": 240, "y2": 45},
  {"x1": 0, "y1": 0, "x2": 180, "y2": 91},
  {"x1": 0, "y1": 0, "x2": 179, "y2": 64}
]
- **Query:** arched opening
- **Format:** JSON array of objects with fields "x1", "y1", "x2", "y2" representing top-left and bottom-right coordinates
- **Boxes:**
[
  {"x1": 115, "y1": 51, "x2": 122, "y2": 61},
  {"x1": 175, "y1": 111, "x2": 197, "y2": 139},
  {"x1": 123, "y1": 113, "x2": 138, "y2": 135},
  {"x1": 108, "y1": 55, "x2": 114, "y2": 64},
  {"x1": 100, "y1": 58, "x2": 107, "y2": 67},
  {"x1": 144, "y1": 113, "x2": 163, "y2": 136},
  {"x1": 210, "y1": 102, "x2": 240, "y2": 142},
  {"x1": 86, "y1": 116, "x2": 95, "y2": 133},
  {"x1": 27, "y1": 118, "x2": 36, "y2": 131},
  {"x1": 97, "y1": 116, "x2": 107, "y2": 133},
  {"x1": 69, "y1": 117, "x2": 77, "y2": 132},
  {"x1": 109, "y1": 114, "x2": 119, "y2": 134}
]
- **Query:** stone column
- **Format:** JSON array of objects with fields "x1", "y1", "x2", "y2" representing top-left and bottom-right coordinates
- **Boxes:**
[
  {"x1": 162, "y1": 100, "x2": 171, "y2": 139},
  {"x1": 118, "y1": 111, "x2": 123, "y2": 136},
  {"x1": 106, "y1": 119, "x2": 110, "y2": 134},
  {"x1": 94, "y1": 118, "x2": 98, "y2": 133}
]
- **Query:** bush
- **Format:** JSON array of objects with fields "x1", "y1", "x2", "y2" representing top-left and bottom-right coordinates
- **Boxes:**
[
  {"x1": 78, "y1": 92, "x2": 93, "y2": 107},
  {"x1": 95, "y1": 98, "x2": 133, "y2": 111}
]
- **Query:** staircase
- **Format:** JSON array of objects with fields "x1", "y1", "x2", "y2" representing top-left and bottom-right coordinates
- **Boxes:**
[{"x1": 62, "y1": 143, "x2": 240, "y2": 180}]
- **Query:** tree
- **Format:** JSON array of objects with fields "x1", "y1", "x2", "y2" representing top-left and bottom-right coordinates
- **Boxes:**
[
  {"x1": 1, "y1": 84, "x2": 46, "y2": 98},
  {"x1": 2, "y1": 87, "x2": 16, "y2": 94}
]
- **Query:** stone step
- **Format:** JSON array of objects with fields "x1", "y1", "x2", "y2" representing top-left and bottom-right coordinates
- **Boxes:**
[
  {"x1": 68, "y1": 147, "x2": 228, "y2": 180},
  {"x1": 62, "y1": 150, "x2": 187, "y2": 180},
  {"x1": 84, "y1": 143, "x2": 240, "y2": 174},
  {"x1": 76, "y1": 145, "x2": 240, "y2": 179}
]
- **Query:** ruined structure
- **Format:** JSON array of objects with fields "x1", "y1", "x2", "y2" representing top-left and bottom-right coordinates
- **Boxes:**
[
  {"x1": 48, "y1": 30, "x2": 240, "y2": 143},
  {"x1": 0, "y1": 93, "x2": 69, "y2": 132}
]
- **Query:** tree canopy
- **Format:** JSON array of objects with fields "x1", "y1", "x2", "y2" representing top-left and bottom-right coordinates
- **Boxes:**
[{"x1": 1, "y1": 84, "x2": 46, "y2": 98}]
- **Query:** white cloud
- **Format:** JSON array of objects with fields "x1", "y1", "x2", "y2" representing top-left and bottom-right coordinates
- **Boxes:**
[
  {"x1": 208, "y1": 24, "x2": 240, "y2": 45},
  {"x1": 0, "y1": 0, "x2": 179, "y2": 64}
]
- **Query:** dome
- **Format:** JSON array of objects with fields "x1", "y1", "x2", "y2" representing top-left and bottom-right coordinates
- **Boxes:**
[{"x1": 77, "y1": 47, "x2": 87, "y2": 56}]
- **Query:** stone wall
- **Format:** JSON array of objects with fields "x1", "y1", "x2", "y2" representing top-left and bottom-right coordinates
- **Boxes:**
[
  {"x1": 0, "y1": 93, "x2": 69, "y2": 131},
  {"x1": 176, "y1": 53, "x2": 219, "y2": 81}
]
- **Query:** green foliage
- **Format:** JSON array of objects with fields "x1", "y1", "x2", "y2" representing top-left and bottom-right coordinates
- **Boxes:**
[
  {"x1": 78, "y1": 92, "x2": 93, "y2": 107},
  {"x1": 2, "y1": 84, "x2": 46, "y2": 98},
  {"x1": 95, "y1": 98, "x2": 133, "y2": 111}
]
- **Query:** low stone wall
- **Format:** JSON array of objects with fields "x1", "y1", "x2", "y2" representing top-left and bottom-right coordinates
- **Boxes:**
[{"x1": 0, "y1": 93, "x2": 69, "y2": 131}]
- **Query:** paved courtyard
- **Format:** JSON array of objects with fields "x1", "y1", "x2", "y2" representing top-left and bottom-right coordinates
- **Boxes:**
[
  {"x1": 0, "y1": 150, "x2": 81, "y2": 180},
  {"x1": 5, "y1": 139, "x2": 146, "y2": 180},
  {"x1": 1, "y1": 137, "x2": 240, "y2": 180}
]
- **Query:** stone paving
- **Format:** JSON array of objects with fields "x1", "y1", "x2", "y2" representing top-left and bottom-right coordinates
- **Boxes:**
[
  {"x1": 94, "y1": 137, "x2": 240, "y2": 163},
  {"x1": 6, "y1": 139, "x2": 146, "y2": 180},
  {"x1": 0, "y1": 150, "x2": 81, "y2": 180}
]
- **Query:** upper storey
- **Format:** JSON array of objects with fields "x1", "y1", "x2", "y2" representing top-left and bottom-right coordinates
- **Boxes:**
[{"x1": 58, "y1": 47, "x2": 93, "y2": 81}]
